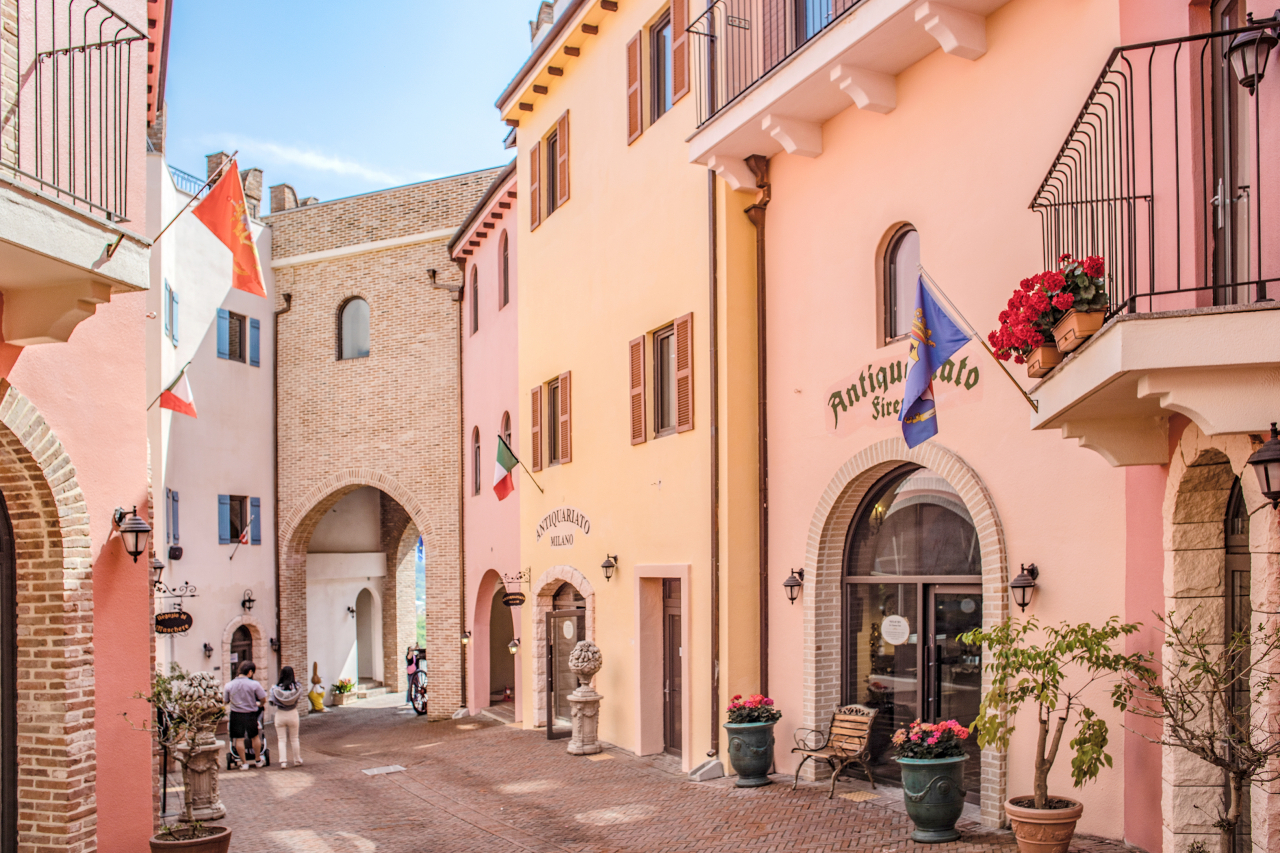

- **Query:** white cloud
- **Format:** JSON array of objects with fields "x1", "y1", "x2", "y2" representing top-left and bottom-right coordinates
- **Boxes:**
[{"x1": 206, "y1": 135, "x2": 433, "y2": 186}]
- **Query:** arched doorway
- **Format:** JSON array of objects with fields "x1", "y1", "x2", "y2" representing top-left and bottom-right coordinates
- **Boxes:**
[
  {"x1": 842, "y1": 465, "x2": 983, "y2": 799},
  {"x1": 230, "y1": 626, "x2": 254, "y2": 672},
  {"x1": 547, "y1": 583, "x2": 586, "y2": 740},
  {"x1": 0, "y1": 493, "x2": 16, "y2": 852},
  {"x1": 356, "y1": 588, "x2": 375, "y2": 683},
  {"x1": 1225, "y1": 481, "x2": 1251, "y2": 853},
  {"x1": 488, "y1": 588, "x2": 515, "y2": 706}
]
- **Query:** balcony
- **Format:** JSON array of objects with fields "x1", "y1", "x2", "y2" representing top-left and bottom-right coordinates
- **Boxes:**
[
  {"x1": 0, "y1": 0, "x2": 150, "y2": 344},
  {"x1": 1028, "y1": 18, "x2": 1280, "y2": 466}
]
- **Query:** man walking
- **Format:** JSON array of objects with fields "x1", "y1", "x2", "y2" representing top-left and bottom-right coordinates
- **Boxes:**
[{"x1": 224, "y1": 661, "x2": 267, "y2": 769}]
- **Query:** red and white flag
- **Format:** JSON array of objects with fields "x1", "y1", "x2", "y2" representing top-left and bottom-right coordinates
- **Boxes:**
[{"x1": 159, "y1": 370, "x2": 197, "y2": 418}]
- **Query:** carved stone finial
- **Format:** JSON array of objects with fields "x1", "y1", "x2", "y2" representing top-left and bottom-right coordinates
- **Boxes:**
[{"x1": 568, "y1": 640, "x2": 602, "y2": 684}]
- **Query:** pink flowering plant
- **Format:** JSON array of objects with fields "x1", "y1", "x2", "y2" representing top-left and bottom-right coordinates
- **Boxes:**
[
  {"x1": 726, "y1": 694, "x2": 782, "y2": 725},
  {"x1": 988, "y1": 254, "x2": 1109, "y2": 364},
  {"x1": 891, "y1": 719, "x2": 970, "y2": 760}
]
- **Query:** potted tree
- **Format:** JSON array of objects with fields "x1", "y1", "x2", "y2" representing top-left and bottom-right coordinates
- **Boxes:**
[
  {"x1": 1047, "y1": 254, "x2": 1109, "y2": 353},
  {"x1": 1118, "y1": 610, "x2": 1280, "y2": 853},
  {"x1": 724, "y1": 694, "x2": 782, "y2": 788},
  {"x1": 959, "y1": 617, "x2": 1153, "y2": 853},
  {"x1": 132, "y1": 667, "x2": 232, "y2": 852},
  {"x1": 892, "y1": 719, "x2": 972, "y2": 842}
]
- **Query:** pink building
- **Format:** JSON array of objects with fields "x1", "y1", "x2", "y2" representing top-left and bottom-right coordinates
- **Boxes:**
[{"x1": 449, "y1": 162, "x2": 523, "y2": 718}]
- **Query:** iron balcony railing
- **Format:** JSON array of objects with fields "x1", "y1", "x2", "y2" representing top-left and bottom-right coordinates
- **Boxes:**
[
  {"x1": 689, "y1": 0, "x2": 863, "y2": 127},
  {"x1": 1031, "y1": 17, "x2": 1279, "y2": 316},
  {"x1": 1, "y1": 0, "x2": 146, "y2": 222},
  {"x1": 169, "y1": 165, "x2": 209, "y2": 198}
]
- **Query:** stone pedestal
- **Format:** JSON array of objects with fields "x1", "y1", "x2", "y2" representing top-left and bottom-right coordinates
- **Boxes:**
[
  {"x1": 175, "y1": 738, "x2": 226, "y2": 821},
  {"x1": 567, "y1": 686, "x2": 603, "y2": 755}
]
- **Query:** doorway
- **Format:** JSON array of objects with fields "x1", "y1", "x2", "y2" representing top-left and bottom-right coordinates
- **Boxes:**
[
  {"x1": 488, "y1": 588, "x2": 515, "y2": 705},
  {"x1": 230, "y1": 626, "x2": 254, "y2": 672},
  {"x1": 0, "y1": 494, "x2": 15, "y2": 853},
  {"x1": 1225, "y1": 482, "x2": 1252, "y2": 853},
  {"x1": 355, "y1": 588, "x2": 375, "y2": 682},
  {"x1": 1211, "y1": 0, "x2": 1253, "y2": 305},
  {"x1": 546, "y1": 583, "x2": 585, "y2": 740},
  {"x1": 842, "y1": 466, "x2": 984, "y2": 801},
  {"x1": 663, "y1": 579, "x2": 682, "y2": 757}
]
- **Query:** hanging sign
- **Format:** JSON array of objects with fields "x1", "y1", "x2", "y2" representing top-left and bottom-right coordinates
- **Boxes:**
[
  {"x1": 881, "y1": 615, "x2": 911, "y2": 646},
  {"x1": 155, "y1": 610, "x2": 194, "y2": 635},
  {"x1": 534, "y1": 506, "x2": 591, "y2": 548},
  {"x1": 824, "y1": 350, "x2": 983, "y2": 435},
  {"x1": 502, "y1": 590, "x2": 526, "y2": 607}
]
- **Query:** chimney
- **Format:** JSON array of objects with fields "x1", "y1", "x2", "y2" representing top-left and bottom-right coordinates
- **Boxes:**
[
  {"x1": 206, "y1": 151, "x2": 231, "y2": 182},
  {"x1": 270, "y1": 183, "x2": 298, "y2": 213},
  {"x1": 239, "y1": 167, "x2": 263, "y2": 218},
  {"x1": 300, "y1": 196, "x2": 319, "y2": 206},
  {"x1": 147, "y1": 102, "x2": 167, "y2": 153},
  {"x1": 530, "y1": 1, "x2": 554, "y2": 43}
]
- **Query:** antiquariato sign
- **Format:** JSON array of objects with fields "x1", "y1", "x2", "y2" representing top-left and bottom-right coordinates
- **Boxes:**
[
  {"x1": 535, "y1": 506, "x2": 591, "y2": 549},
  {"x1": 155, "y1": 610, "x2": 194, "y2": 635},
  {"x1": 825, "y1": 350, "x2": 983, "y2": 435}
]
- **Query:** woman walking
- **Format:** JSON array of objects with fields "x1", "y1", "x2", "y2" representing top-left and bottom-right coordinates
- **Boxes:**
[{"x1": 270, "y1": 666, "x2": 304, "y2": 768}]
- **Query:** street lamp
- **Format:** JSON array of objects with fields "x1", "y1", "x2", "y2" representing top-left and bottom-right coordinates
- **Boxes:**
[
  {"x1": 1227, "y1": 17, "x2": 1279, "y2": 93},
  {"x1": 113, "y1": 506, "x2": 152, "y2": 563},
  {"x1": 1010, "y1": 563, "x2": 1040, "y2": 612},
  {"x1": 601, "y1": 555, "x2": 618, "y2": 582},
  {"x1": 1247, "y1": 423, "x2": 1280, "y2": 508},
  {"x1": 782, "y1": 569, "x2": 804, "y2": 604}
]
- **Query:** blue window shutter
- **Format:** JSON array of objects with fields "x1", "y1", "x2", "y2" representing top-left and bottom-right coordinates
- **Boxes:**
[
  {"x1": 250, "y1": 497, "x2": 261, "y2": 545},
  {"x1": 249, "y1": 318, "x2": 260, "y2": 367},
  {"x1": 171, "y1": 290, "x2": 179, "y2": 345},
  {"x1": 172, "y1": 491, "x2": 180, "y2": 544},
  {"x1": 164, "y1": 488, "x2": 172, "y2": 544},
  {"x1": 163, "y1": 282, "x2": 171, "y2": 338},
  {"x1": 217, "y1": 309, "x2": 230, "y2": 359},
  {"x1": 218, "y1": 494, "x2": 231, "y2": 544}
]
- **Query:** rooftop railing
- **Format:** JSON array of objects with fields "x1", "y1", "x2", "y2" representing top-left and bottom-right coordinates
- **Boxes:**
[{"x1": 169, "y1": 165, "x2": 208, "y2": 198}]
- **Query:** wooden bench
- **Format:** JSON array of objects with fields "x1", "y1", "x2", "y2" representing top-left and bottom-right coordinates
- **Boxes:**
[{"x1": 791, "y1": 704, "x2": 878, "y2": 798}]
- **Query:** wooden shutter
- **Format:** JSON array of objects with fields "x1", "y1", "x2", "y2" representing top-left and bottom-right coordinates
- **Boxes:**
[
  {"x1": 218, "y1": 494, "x2": 231, "y2": 544},
  {"x1": 530, "y1": 386, "x2": 543, "y2": 472},
  {"x1": 162, "y1": 281, "x2": 171, "y2": 337},
  {"x1": 249, "y1": 318, "x2": 261, "y2": 367},
  {"x1": 171, "y1": 490, "x2": 180, "y2": 543},
  {"x1": 672, "y1": 0, "x2": 689, "y2": 103},
  {"x1": 558, "y1": 371, "x2": 572, "y2": 463},
  {"x1": 250, "y1": 497, "x2": 261, "y2": 545},
  {"x1": 529, "y1": 141, "x2": 542, "y2": 230},
  {"x1": 674, "y1": 312, "x2": 693, "y2": 432},
  {"x1": 171, "y1": 290, "x2": 179, "y2": 344},
  {"x1": 556, "y1": 110, "x2": 570, "y2": 208},
  {"x1": 626, "y1": 32, "x2": 642, "y2": 143},
  {"x1": 629, "y1": 336, "x2": 646, "y2": 445},
  {"x1": 164, "y1": 488, "x2": 172, "y2": 544},
  {"x1": 216, "y1": 309, "x2": 230, "y2": 359}
]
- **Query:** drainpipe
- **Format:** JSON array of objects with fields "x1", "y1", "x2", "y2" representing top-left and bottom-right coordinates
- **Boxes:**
[
  {"x1": 273, "y1": 290, "x2": 293, "y2": 681},
  {"x1": 744, "y1": 154, "x2": 771, "y2": 698},
  {"x1": 436, "y1": 266, "x2": 468, "y2": 716},
  {"x1": 707, "y1": 169, "x2": 721, "y2": 759}
]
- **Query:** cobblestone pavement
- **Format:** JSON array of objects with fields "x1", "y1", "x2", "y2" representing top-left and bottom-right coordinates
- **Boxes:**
[{"x1": 213, "y1": 695, "x2": 1140, "y2": 853}]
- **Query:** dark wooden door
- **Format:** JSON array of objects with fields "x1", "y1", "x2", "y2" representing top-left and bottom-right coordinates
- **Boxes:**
[
  {"x1": 0, "y1": 493, "x2": 15, "y2": 853},
  {"x1": 1212, "y1": 0, "x2": 1251, "y2": 305},
  {"x1": 231, "y1": 626, "x2": 253, "y2": 671},
  {"x1": 663, "y1": 579, "x2": 682, "y2": 756}
]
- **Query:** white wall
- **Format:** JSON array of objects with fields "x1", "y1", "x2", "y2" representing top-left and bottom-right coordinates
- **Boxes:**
[
  {"x1": 306, "y1": 552, "x2": 386, "y2": 696},
  {"x1": 309, "y1": 487, "x2": 381, "y2": 552}
]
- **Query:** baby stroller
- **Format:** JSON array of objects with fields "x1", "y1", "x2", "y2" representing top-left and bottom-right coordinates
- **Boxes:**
[{"x1": 225, "y1": 707, "x2": 271, "y2": 769}]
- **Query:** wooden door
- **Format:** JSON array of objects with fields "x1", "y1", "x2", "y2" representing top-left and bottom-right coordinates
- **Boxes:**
[
  {"x1": 1211, "y1": 0, "x2": 1251, "y2": 304},
  {"x1": 546, "y1": 608, "x2": 585, "y2": 740},
  {"x1": 662, "y1": 579, "x2": 682, "y2": 756}
]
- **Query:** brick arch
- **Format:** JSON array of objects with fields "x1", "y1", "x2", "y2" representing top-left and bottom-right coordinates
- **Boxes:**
[
  {"x1": 0, "y1": 381, "x2": 97, "y2": 851},
  {"x1": 531, "y1": 566, "x2": 595, "y2": 727},
  {"x1": 220, "y1": 614, "x2": 270, "y2": 691},
  {"x1": 801, "y1": 437, "x2": 1008, "y2": 827}
]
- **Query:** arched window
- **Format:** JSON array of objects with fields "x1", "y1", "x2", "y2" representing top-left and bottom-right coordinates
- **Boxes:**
[
  {"x1": 472, "y1": 428, "x2": 481, "y2": 495},
  {"x1": 338, "y1": 297, "x2": 370, "y2": 360},
  {"x1": 500, "y1": 231, "x2": 510, "y2": 308},
  {"x1": 470, "y1": 268, "x2": 480, "y2": 335},
  {"x1": 885, "y1": 226, "x2": 920, "y2": 341},
  {"x1": 501, "y1": 411, "x2": 512, "y2": 448}
]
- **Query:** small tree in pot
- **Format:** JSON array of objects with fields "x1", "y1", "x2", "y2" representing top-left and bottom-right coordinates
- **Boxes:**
[{"x1": 960, "y1": 617, "x2": 1153, "y2": 853}]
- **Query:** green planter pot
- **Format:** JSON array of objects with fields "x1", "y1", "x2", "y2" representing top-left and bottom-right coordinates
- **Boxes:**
[
  {"x1": 896, "y1": 756, "x2": 968, "y2": 843},
  {"x1": 724, "y1": 721, "x2": 776, "y2": 787}
]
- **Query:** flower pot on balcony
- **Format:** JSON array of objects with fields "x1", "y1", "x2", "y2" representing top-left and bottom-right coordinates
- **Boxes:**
[
  {"x1": 724, "y1": 721, "x2": 776, "y2": 787},
  {"x1": 1050, "y1": 309, "x2": 1105, "y2": 354},
  {"x1": 897, "y1": 756, "x2": 968, "y2": 842},
  {"x1": 1004, "y1": 796, "x2": 1084, "y2": 853},
  {"x1": 1026, "y1": 343, "x2": 1062, "y2": 378},
  {"x1": 149, "y1": 825, "x2": 231, "y2": 853}
]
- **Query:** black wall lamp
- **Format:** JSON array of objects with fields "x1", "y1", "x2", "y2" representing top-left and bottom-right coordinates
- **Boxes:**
[
  {"x1": 149, "y1": 557, "x2": 165, "y2": 585},
  {"x1": 783, "y1": 569, "x2": 804, "y2": 604},
  {"x1": 240, "y1": 590, "x2": 256, "y2": 612},
  {"x1": 347, "y1": 605, "x2": 356, "y2": 616},
  {"x1": 202, "y1": 642, "x2": 214, "y2": 659},
  {"x1": 461, "y1": 631, "x2": 472, "y2": 646},
  {"x1": 270, "y1": 637, "x2": 280, "y2": 653},
  {"x1": 601, "y1": 555, "x2": 618, "y2": 582},
  {"x1": 1248, "y1": 423, "x2": 1280, "y2": 508},
  {"x1": 113, "y1": 506, "x2": 152, "y2": 563},
  {"x1": 1011, "y1": 563, "x2": 1040, "y2": 612},
  {"x1": 508, "y1": 637, "x2": 521, "y2": 655},
  {"x1": 1227, "y1": 14, "x2": 1279, "y2": 93}
]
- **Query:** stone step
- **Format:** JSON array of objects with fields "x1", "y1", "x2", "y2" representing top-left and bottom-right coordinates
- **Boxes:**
[{"x1": 357, "y1": 685, "x2": 388, "y2": 699}]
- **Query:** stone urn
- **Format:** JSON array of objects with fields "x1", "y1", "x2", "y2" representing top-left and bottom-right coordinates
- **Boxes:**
[
  {"x1": 897, "y1": 756, "x2": 968, "y2": 843},
  {"x1": 174, "y1": 734, "x2": 226, "y2": 821},
  {"x1": 724, "y1": 722, "x2": 777, "y2": 787},
  {"x1": 566, "y1": 640, "x2": 603, "y2": 755}
]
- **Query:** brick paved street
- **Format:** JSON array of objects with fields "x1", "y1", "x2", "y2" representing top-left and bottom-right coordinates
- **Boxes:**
[{"x1": 213, "y1": 695, "x2": 1138, "y2": 853}]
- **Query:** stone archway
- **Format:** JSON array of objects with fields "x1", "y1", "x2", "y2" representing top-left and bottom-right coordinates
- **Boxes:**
[
  {"x1": 531, "y1": 566, "x2": 595, "y2": 727},
  {"x1": 471, "y1": 569, "x2": 519, "y2": 715},
  {"x1": 221, "y1": 615, "x2": 270, "y2": 693},
  {"x1": 0, "y1": 382, "x2": 97, "y2": 850},
  {"x1": 802, "y1": 437, "x2": 1008, "y2": 827}
]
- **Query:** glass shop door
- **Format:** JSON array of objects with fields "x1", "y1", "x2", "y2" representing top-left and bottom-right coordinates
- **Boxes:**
[{"x1": 546, "y1": 609, "x2": 586, "y2": 740}]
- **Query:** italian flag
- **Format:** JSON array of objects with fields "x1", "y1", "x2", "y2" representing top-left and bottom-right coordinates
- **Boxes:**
[
  {"x1": 493, "y1": 436, "x2": 518, "y2": 501},
  {"x1": 159, "y1": 369, "x2": 197, "y2": 418}
]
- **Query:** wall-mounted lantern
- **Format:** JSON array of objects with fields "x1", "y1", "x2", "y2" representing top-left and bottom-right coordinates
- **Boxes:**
[
  {"x1": 461, "y1": 631, "x2": 472, "y2": 646},
  {"x1": 601, "y1": 555, "x2": 618, "y2": 582},
  {"x1": 508, "y1": 637, "x2": 521, "y2": 655},
  {"x1": 270, "y1": 637, "x2": 280, "y2": 653},
  {"x1": 149, "y1": 557, "x2": 165, "y2": 585},
  {"x1": 240, "y1": 590, "x2": 256, "y2": 612},
  {"x1": 1247, "y1": 423, "x2": 1280, "y2": 508},
  {"x1": 346, "y1": 605, "x2": 356, "y2": 616},
  {"x1": 1010, "y1": 563, "x2": 1040, "y2": 612},
  {"x1": 202, "y1": 642, "x2": 214, "y2": 659},
  {"x1": 782, "y1": 569, "x2": 804, "y2": 604},
  {"x1": 1227, "y1": 15, "x2": 1279, "y2": 93},
  {"x1": 113, "y1": 506, "x2": 152, "y2": 563}
]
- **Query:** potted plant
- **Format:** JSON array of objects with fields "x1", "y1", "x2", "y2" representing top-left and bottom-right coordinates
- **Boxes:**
[
  {"x1": 330, "y1": 677, "x2": 356, "y2": 705},
  {"x1": 130, "y1": 667, "x2": 232, "y2": 852},
  {"x1": 892, "y1": 719, "x2": 971, "y2": 843},
  {"x1": 959, "y1": 617, "x2": 1153, "y2": 853},
  {"x1": 1046, "y1": 253, "x2": 1109, "y2": 353},
  {"x1": 724, "y1": 694, "x2": 782, "y2": 788},
  {"x1": 988, "y1": 274, "x2": 1069, "y2": 378}
]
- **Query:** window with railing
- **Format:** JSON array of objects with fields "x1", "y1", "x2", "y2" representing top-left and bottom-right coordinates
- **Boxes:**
[
  {"x1": 1031, "y1": 16, "x2": 1278, "y2": 317},
  {"x1": 689, "y1": 0, "x2": 862, "y2": 126},
  {"x1": 1, "y1": 0, "x2": 146, "y2": 222}
]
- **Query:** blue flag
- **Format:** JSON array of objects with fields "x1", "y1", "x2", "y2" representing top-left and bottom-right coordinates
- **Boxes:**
[{"x1": 899, "y1": 276, "x2": 971, "y2": 448}]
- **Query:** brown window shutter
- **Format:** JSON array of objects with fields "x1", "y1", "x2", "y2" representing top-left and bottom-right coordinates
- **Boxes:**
[
  {"x1": 763, "y1": 0, "x2": 787, "y2": 71},
  {"x1": 530, "y1": 385, "x2": 543, "y2": 471},
  {"x1": 626, "y1": 32, "x2": 642, "y2": 144},
  {"x1": 674, "y1": 312, "x2": 693, "y2": 433},
  {"x1": 529, "y1": 140, "x2": 542, "y2": 230},
  {"x1": 629, "y1": 336, "x2": 646, "y2": 445},
  {"x1": 556, "y1": 110, "x2": 570, "y2": 208},
  {"x1": 672, "y1": 0, "x2": 689, "y2": 103},
  {"x1": 558, "y1": 370, "x2": 572, "y2": 463}
]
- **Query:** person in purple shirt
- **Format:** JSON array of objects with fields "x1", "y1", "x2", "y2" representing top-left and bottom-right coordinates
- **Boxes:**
[{"x1": 224, "y1": 661, "x2": 267, "y2": 769}]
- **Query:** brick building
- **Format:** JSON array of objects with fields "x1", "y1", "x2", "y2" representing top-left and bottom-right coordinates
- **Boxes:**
[{"x1": 268, "y1": 167, "x2": 504, "y2": 717}]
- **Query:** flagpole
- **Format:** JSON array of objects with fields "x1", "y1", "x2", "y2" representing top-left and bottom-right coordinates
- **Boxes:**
[
  {"x1": 498, "y1": 435, "x2": 544, "y2": 494},
  {"x1": 918, "y1": 267, "x2": 1039, "y2": 415},
  {"x1": 147, "y1": 360, "x2": 193, "y2": 410},
  {"x1": 151, "y1": 150, "x2": 239, "y2": 246}
]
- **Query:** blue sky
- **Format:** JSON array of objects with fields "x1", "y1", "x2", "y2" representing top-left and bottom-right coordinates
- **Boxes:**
[{"x1": 164, "y1": 1, "x2": 535, "y2": 209}]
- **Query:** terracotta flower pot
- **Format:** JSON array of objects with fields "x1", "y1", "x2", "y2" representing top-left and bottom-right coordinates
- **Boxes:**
[
  {"x1": 1050, "y1": 309, "x2": 1105, "y2": 354},
  {"x1": 332, "y1": 692, "x2": 356, "y2": 706},
  {"x1": 1026, "y1": 344, "x2": 1062, "y2": 378},
  {"x1": 1004, "y1": 796, "x2": 1084, "y2": 853},
  {"x1": 149, "y1": 824, "x2": 231, "y2": 853}
]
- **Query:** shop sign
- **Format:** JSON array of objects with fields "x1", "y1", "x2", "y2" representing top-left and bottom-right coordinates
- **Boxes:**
[
  {"x1": 155, "y1": 610, "x2": 194, "y2": 635},
  {"x1": 825, "y1": 350, "x2": 983, "y2": 434},
  {"x1": 502, "y1": 590, "x2": 526, "y2": 607},
  {"x1": 535, "y1": 506, "x2": 591, "y2": 548},
  {"x1": 881, "y1": 615, "x2": 910, "y2": 646}
]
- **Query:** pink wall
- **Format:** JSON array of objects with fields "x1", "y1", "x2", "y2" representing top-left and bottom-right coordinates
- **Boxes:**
[{"x1": 457, "y1": 174, "x2": 522, "y2": 715}]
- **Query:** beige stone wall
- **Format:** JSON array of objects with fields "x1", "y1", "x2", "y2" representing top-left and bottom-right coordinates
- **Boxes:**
[{"x1": 270, "y1": 168, "x2": 502, "y2": 718}]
